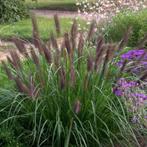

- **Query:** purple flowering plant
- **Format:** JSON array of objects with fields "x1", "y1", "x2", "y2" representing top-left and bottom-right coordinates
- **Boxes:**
[
  {"x1": 113, "y1": 77, "x2": 147, "y2": 125},
  {"x1": 117, "y1": 48, "x2": 147, "y2": 75},
  {"x1": 113, "y1": 48, "x2": 147, "y2": 125}
]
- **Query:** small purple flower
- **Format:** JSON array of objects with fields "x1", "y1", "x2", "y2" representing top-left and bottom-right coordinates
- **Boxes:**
[
  {"x1": 131, "y1": 93, "x2": 147, "y2": 101},
  {"x1": 113, "y1": 87, "x2": 123, "y2": 96},
  {"x1": 117, "y1": 49, "x2": 147, "y2": 75},
  {"x1": 117, "y1": 78, "x2": 138, "y2": 88},
  {"x1": 117, "y1": 60, "x2": 124, "y2": 67},
  {"x1": 141, "y1": 61, "x2": 147, "y2": 65},
  {"x1": 121, "y1": 49, "x2": 146, "y2": 60}
]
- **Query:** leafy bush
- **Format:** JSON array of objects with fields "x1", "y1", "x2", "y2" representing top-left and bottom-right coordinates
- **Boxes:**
[
  {"x1": 0, "y1": 0, "x2": 27, "y2": 23},
  {"x1": 26, "y1": 0, "x2": 77, "y2": 11},
  {"x1": 0, "y1": 15, "x2": 147, "y2": 146},
  {"x1": 104, "y1": 9, "x2": 147, "y2": 47}
]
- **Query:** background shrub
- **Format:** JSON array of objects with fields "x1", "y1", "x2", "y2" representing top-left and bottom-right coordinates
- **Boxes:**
[
  {"x1": 104, "y1": 9, "x2": 147, "y2": 47},
  {"x1": 0, "y1": 0, "x2": 27, "y2": 23}
]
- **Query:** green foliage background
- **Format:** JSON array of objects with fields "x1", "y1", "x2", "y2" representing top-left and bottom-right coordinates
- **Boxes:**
[
  {"x1": 104, "y1": 9, "x2": 147, "y2": 47},
  {"x1": 0, "y1": 0, "x2": 27, "y2": 23}
]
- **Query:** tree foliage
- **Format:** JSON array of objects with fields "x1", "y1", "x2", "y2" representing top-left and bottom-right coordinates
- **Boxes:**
[{"x1": 0, "y1": 0, "x2": 27, "y2": 23}]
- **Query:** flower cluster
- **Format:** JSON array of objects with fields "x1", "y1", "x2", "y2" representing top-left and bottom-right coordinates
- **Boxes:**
[
  {"x1": 113, "y1": 78, "x2": 138, "y2": 97},
  {"x1": 121, "y1": 49, "x2": 147, "y2": 60},
  {"x1": 117, "y1": 49, "x2": 147, "y2": 75},
  {"x1": 113, "y1": 49, "x2": 147, "y2": 123},
  {"x1": 113, "y1": 78, "x2": 147, "y2": 123},
  {"x1": 76, "y1": 0, "x2": 147, "y2": 23},
  {"x1": 114, "y1": 48, "x2": 147, "y2": 124}
]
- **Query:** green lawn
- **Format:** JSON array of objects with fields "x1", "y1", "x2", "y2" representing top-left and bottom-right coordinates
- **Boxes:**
[
  {"x1": 25, "y1": 0, "x2": 95, "y2": 11},
  {"x1": 0, "y1": 17, "x2": 85, "y2": 41},
  {"x1": 25, "y1": 0, "x2": 77, "y2": 11}
]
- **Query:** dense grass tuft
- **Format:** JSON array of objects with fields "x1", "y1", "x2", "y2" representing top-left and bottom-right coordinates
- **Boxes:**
[{"x1": 0, "y1": 14, "x2": 147, "y2": 146}]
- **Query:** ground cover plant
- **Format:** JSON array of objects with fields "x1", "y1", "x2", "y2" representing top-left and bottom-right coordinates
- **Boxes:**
[
  {"x1": 0, "y1": 14, "x2": 147, "y2": 146},
  {"x1": 114, "y1": 47, "x2": 147, "y2": 125}
]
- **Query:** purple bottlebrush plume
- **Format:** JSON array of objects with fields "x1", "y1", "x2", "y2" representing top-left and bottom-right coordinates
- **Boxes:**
[
  {"x1": 7, "y1": 56, "x2": 15, "y2": 67},
  {"x1": 12, "y1": 37, "x2": 29, "y2": 58},
  {"x1": 118, "y1": 26, "x2": 132, "y2": 51},
  {"x1": 86, "y1": 20, "x2": 96, "y2": 42},
  {"x1": 2, "y1": 61, "x2": 14, "y2": 80},
  {"x1": 105, "y1": 44, "x2": 117, "y2": 78},
  {"x1": 60, "y1": 41, "x2": 65, "y2": 57},
  {"x1": 50, "y1": 32, "x2": 60, "y2": 67},
  {"x1": 14, "y1": 77, "x2": 30, "y2": 94},
  {"x1": 71, "y1": 19, "x2": 78, "y2": 49},
  {"x1": 31, "y1": 13, "x2": 43, "y2": 53},
  {"x1": 64, "y1": 33, "x2": 72, "y2": 58},
  {"x1": 87, "y1": 55, "x2": 94, "y2": 72},
  {"x1": 99, "y1": 44, "x2": 113, "y2": 80},
  {"x1": 71, "y1": 19, "x2": 78, "y2": 38},
  {"x1": 50, "y1": 32, "x2": 59, "y2": 50},
  {"x1": 101, "y1": 46, "x2": 111, "y2": 76},
  {"x1": 46, "y1": 40, "x2": 52, "y2": 50},
  {"x1": 74, "y1": 100, "x2": 81, "y2": 114},
  {"x1": 30, "y1": 48, "x2": 40, "y2": 67},
  {"x1": 54, "y1": 52, "x2": 60, "y2": 68},
  {"x1": 42, "y1": 43, "x2": 52, "y2": 64},
  {"x1": 96, "y1": 36, "x2": 104, "y2": 55},
  {"x1": 78, "y1": 32, "x2": 84, "y2": 59},
  {"x1": 50, "y1": 33, "x2": 60, "y2": 67},
  {"x1": 95, "y1": 36, "x2": 104, "y2": 70},
  {"x1": 9, "y1": 50, "x2": 21, "y2": 70},
  {"x1": 59, "y1": 66, "x2": 66, "y2": 89},
  {"x1": 94, "y1": 44, "x2": 106, "y2": 71},
  {"x1": 28, "y1": 75, "x2": 39, "y2": 98},
  {"x1": 54, "y1": 14, "x2": 61, "y2": 36}
]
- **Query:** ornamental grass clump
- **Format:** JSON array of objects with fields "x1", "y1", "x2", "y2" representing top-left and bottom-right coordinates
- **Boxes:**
[{"x1": 1, "y1": 14, "x2": 147, "y2": 146}]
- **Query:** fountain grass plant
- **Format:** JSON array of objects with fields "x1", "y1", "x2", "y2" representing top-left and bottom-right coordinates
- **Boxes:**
[{"x1": 0, "y1": 14, "x2": 147, "y2": 146}]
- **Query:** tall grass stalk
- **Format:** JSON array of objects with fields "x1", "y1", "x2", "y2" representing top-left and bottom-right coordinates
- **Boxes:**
[{"x1": 0, "y1": 14, "x2": 146, "y2": 146}]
